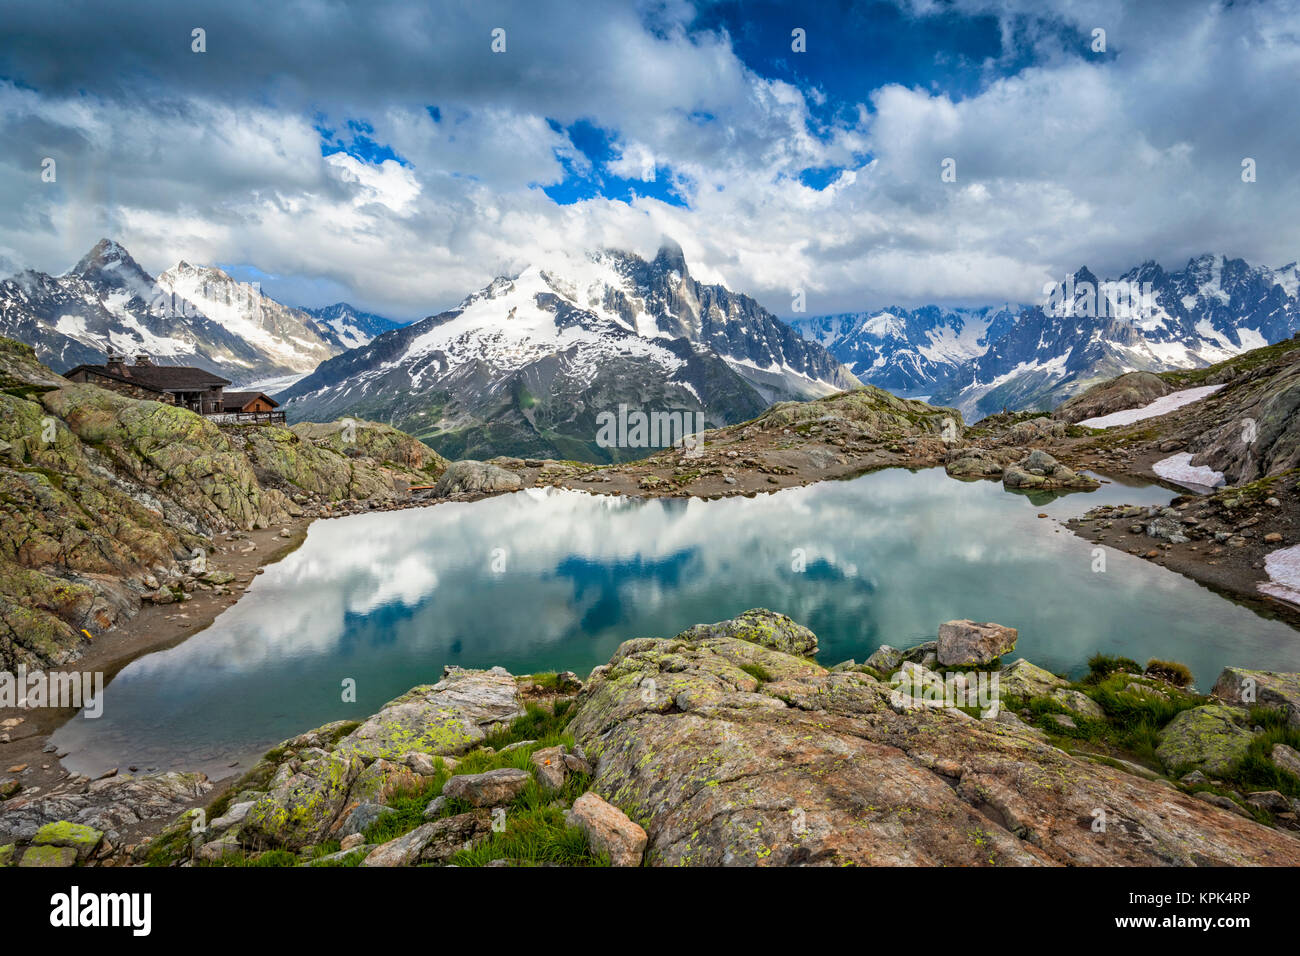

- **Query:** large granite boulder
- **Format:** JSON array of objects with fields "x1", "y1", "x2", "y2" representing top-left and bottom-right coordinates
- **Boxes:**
[
  {"x1": 361, "y1": 810, "x2": 493, "y2": 867},
  {"x1": 937, "y1": 620, "x2": 1018, "y2": 667},
  {"x1": 241, "y1": 752, "x2": 364, "y2": 851},
  {"x1": 945, "y1": 447, "x2": 1015, "y2": 479},
  {"x1": 1155, "y1": 705, "x2": 1255, "y2": 776},
  {"x1": 334, "y1": 666, "x2": 523, "y2": 763},
  {"x1": 565, "y1": 792, "x2": 646, "y2": 867}
]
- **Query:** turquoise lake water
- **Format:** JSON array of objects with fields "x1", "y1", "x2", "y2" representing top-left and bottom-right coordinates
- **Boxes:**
[{"x1": 52, "y1": 467, "x2": 1300, "y2": 778}]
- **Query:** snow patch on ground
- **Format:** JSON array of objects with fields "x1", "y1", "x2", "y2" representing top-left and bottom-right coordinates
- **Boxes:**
[
  {"x1": 1259, "y1": 544, "x2": 1300, "y2": 607},
  {"x1": 1078, "y1": 384, "x2": 1225, "y2": 428},
  {"x1": 1152, "y1": 452, "x2": 1225, "y2": 489}
]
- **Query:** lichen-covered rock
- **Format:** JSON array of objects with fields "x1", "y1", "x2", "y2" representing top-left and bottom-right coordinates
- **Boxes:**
[
  {"x1": 347, "y1": 758, "x2": 423, "y2": 806},
  {"x1": 235, "y1": 424, "x2": 397, "y2": 501},
  {"x1": 208, "y1": 801, "x2": 253, "y2": 833},
  {"x1": 864, "y1": 644, "x2": 904, "y2": 672},
  {"x1": 334, "y1": 667, "x2": 523, "y2": 763},
  {"x1": 19, "y1": 844, "x2": 78, "y2": 867},
  {"x1": 1212, "y1": 668, "x2": 1300, "y2": 727},
  {"x1": 402, "y1": 752, "x2": 440, "y2": 776},
  {"x1": 565, "y1": 792, "x2": 646, "y2": 867},
  {"x1": 1049, "y1": 688, "x2": 1106, "y2": 720},
  {"x1": 0, "y1": 338, "x2": 445, "y2": 672},
  {"x1": 936, "y1": 620, "x2": 1018, "y2": 667},
  {"x1": 330, "y1": 801, "x2": 394, "y2": 839},
  {"x1": 1009, "y1": 417, "x2": 1068, "y2": 442},
  {"x1": 290, "y1": 420, "x2": 447, "y2": 477},
  {"x1": 40, "y1": 383, "x2": 279, "y2": 532},
  {"x1": 758, "y1": 387, "x2": 960, "y2": 439},
  {"x1": 196, "y1": 830, "x2": 243, "y2": 862},
  {"x1": 567, "y1": 611, "x2": 1300, "y2": 866},
  {"x1": 999, "y1": 659, "x2": 1066, "y2": 698},
  {"x1": 240, "y1": 752, "x2": 364, "y2": 851},
  {"x1": 944, "y1": 446, "x2": 1019, "y2": 479},
  {"x1": 1155, "y1": 705, "x2": 1255, "y2": 775},
  {"x1": 32, "y1": 820, "x2": 103, "y2": 862},
  {"x1": 1272, "y1": 743, "x2": 1300, "y2": 778},
  {"x1": 673, "y1": 608, "x2": 817, "y2": 657}
]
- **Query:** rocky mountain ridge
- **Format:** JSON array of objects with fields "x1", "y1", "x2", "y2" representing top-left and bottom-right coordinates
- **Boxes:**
[
  {"x1": 795, "y1": 254, "x2": 1300, "y2": 421},
  {"x1": 278, "y1": 242, "x2": 858, "y2": 462},
  {"x1": 0, "y1": 240, "x2": 400, "y2": 384}
]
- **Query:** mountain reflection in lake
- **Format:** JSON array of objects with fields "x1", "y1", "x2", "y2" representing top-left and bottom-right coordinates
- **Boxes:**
[{"x1": 53, "y1": 468, "x2": 1300, "y2": 777}]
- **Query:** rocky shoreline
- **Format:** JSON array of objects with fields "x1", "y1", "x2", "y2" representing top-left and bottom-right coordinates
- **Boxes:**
[{"x1": 4, "y1": 609, "x2": 1300, "y2": 867}]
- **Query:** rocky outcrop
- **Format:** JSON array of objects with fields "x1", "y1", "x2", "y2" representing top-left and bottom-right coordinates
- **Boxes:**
[
  {"x1": 945, "y1": 445, "x2": 1021, "y2": 479},
  {"x1": 673, "y1": 608, "x2": 817, "y2": 657},
  {"x1": 289, "y1": 420, "x2": 444, "y2": 474},
  {"x1": 241, "y1": 751, "x2": 365, "y2": 851},
  {"x1": 231, "y1": 420, "x2": 441, "y2": 502},
  {"x1": 441, "y1": 768, "x2": 530, "y2": 807},
  {"x1": 567, "y1": 611, "x2": 1300, "y2": 865},
  {"x1": 1002, "y1": 449, "x2": 1100, "y2": 491},
  {"x1": 430, "y1": 460, "x2": 523, "y2": 498},
  {"x1": 1074, "y1": 338, "x2": 1300, "y2": 487},
  {"x1": 757, "y1": 386, "x2": 960, "y2": 438},
  {"x1": 999, "y1": 659, "x2": 1067, "y2": 698},
  {"x1": 1055, "y1": 371, "x2": 1174, "y2": 424},
  {"x1": 0, "y1": 769, "x2": 210, "y2": 850},
  {"x1": 0, "y1": 337, "x2": 443, "y2": 670},
  {"x1": 1169, "y1": 343, "x2": 1300, "y2": 484},
  {"x1": 143, "y1": 668, "x2": 528, "y2": 858},
  {"x1": 334, "y1": 666, "x2": 523, "y2": 763}
]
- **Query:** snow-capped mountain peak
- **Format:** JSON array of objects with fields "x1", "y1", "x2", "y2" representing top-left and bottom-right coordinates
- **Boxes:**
[
  {"x1": 301, "y1": 302, "x2": 404, "y2": 351},
  {"x1": 0, "y1": 241, "x2": 396, "y2": 383},
  {"x1": 278, "y1": 241, "x2": 857, "y2": 461}
]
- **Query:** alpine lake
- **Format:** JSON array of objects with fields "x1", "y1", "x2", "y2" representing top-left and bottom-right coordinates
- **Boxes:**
[{"x1": 52, "y1": 467, "x2": 1300, "y2": 778}]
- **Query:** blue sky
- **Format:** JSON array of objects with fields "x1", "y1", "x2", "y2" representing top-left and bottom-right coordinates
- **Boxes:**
[{"x1": 0, "y1": 0, "x2": 1296, "y2": 319}]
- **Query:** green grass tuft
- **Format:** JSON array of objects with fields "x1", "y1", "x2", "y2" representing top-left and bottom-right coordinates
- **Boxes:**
[
  {"x1": 1083, "y1": 653, "x2": 1141, "y2": 685},
  {"x1": 1144, "y1": 659, "x2": 1193, "y2": 688}
]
